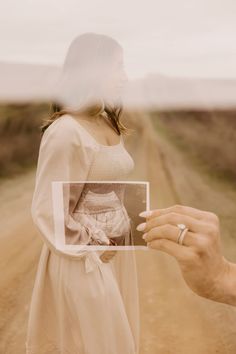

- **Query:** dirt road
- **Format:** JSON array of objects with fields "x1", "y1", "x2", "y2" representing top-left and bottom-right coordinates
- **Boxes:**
[{"x1": 1, "y1": 112, "x2": 236, "y2": 353}]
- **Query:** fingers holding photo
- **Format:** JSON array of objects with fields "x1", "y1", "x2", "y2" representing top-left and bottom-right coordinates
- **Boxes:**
[
  {"x1": 141, "y1": 223, "x2": 197, "y2": 247},
  {"x1": 137, "y1": 212, "x2": 211, "y2": 238},
  {"x1": 146, "y1": 237, "x2": 196, "y2": 263},
  {"x1": 137, "y1": 204, "x2": 220, "y2": 250},
  {"x1": 139, "y1": 204, "x2": 220, "y2": 226}
]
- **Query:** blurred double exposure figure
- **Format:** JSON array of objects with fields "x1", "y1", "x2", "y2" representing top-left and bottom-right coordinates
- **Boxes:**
[
  {"x1": 27, "y1": 32, "x2": 140, "y2": 354},
  {"x1": 53, "y1": 31, "x2": 128, "y2": 122}
]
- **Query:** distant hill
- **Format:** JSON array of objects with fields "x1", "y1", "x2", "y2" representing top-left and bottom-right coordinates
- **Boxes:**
[
  {"x1": 124, "y1": 73, "x2": 236, "y2": 110},
  {"x1": 0, "y1": 61, "x2": 236, "y2": 109},
  {"x1": 0, "y1": 61, "x2": 60, "y2": 102}
]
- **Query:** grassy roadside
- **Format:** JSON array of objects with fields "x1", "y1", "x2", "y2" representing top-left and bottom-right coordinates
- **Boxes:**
[
  {"x1": 149, "y1": 111, "x2": 236, "y2": 191},
  {"x1": 0, "y1": 102, "x2": 49, "y2": 180}
]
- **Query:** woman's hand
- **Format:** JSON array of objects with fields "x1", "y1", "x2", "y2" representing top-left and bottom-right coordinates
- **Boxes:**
[
  {"x1": 137, "y1": 205, "x2": 236, "y2": 305},
  {"x1": 99, "y1": 238, "x2": 117, "y2": 263},
  {"x1": 100, "y1": 250, "x2": 117, "y2": 262}
]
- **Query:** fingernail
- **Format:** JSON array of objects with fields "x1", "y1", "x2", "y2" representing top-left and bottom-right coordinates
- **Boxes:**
[
  {"x1": 136, "y1": 222, "x2": 146, "y2": 231},
  {"x1": 142, "y1": 232, "x2": 148, "y2": 240},
  {"x1": 139, "y1": 210, "x2": 153, "y2": 218}
]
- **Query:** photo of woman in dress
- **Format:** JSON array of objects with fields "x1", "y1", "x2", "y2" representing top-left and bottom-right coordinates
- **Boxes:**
[{"x1": 25, "y1": 32, "x2": 140, "y2": 353}]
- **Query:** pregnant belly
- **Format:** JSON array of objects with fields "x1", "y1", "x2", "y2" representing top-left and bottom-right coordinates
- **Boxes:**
[{"x1": 73, "y1": 190, "x2": 131, "y2": 246}]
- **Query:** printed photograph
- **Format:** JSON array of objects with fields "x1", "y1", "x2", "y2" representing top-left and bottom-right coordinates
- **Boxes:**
[{"x1": 52, "y1": 181, "x2": 150, "y2": 250}]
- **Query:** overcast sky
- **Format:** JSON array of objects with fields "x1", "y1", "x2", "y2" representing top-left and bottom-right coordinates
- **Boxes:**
[{"x1": 0, "y1": 0, "x2": 236, "y2": 79}]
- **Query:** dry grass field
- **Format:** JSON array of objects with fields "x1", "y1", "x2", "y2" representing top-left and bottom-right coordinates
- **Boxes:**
[{"x1": 151, "y1": 109, "x2": 236, "y2": 182}]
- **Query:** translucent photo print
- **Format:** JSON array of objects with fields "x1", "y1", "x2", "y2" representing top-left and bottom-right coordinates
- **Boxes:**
[{"x1": 52, "y1": 181, "x2": 150, "y2": 251}]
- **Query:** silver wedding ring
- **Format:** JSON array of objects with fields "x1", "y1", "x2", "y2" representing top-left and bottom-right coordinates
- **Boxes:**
[{"x1": 177, "y1": 224, "x2": 188, "y2": 245}]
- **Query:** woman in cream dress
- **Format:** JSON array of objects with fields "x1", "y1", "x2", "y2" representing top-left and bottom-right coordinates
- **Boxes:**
[{"x1": 25, "y1": 33, "x2": 140, "y2": 353}]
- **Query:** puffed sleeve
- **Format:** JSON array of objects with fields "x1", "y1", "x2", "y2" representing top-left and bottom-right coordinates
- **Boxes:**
[{"x1": 31, "y1": 116, "x2": 109, "y2": 260}]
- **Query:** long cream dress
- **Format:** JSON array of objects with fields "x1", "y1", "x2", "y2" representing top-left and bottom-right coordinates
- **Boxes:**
[{"x1": 25, "y1": 114, "x2": 140, "y2": 354}]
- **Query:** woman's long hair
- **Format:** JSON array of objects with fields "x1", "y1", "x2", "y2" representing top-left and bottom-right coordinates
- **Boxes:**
[{"x1": 40, "y1": 32, "x2": 130, "y2": 136}]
